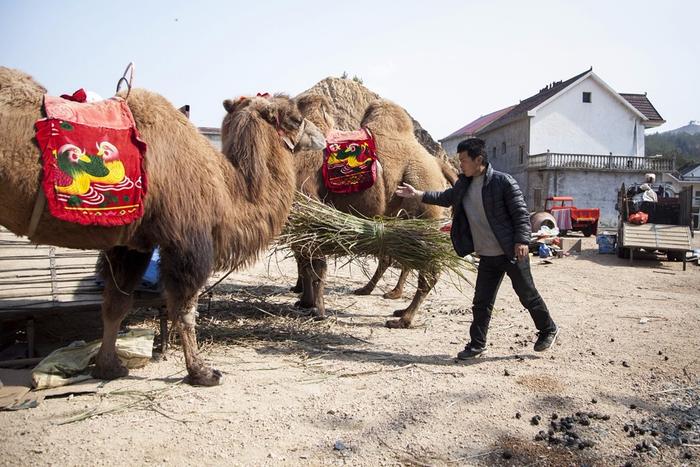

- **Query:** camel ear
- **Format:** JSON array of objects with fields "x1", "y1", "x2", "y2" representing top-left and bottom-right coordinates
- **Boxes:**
[
  {"x1": 223, "y1": 99, "x2": 235, "y2": 113},
  {"x1": 223, "y1": 97, "x2": 249, "y2": 114}
]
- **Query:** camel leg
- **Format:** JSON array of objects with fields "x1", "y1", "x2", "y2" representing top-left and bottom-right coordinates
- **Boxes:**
[
  {"x1": 295, "y1": 255, "x2": 315, "y2": 308},
  {"x1": 93, "y1": 247, "x2": 153, "y2": 380},
  {"x1": 354, "y1": 256, "x2": 392, "y2": 295},
  {"x1": 386, "y1": 270, "x2": 439, "y2": 329},
  {"x1": 290, "y1": 252, "x2": 303, "y2": 293},
  {"x1": 160, "y1": 237, "x2": 222, "y2": 386},
  {"x1": 296, "y1": 256, "x2": 327, "y2": 318},
  {"x1": 383, "y1": 267, "x2": 410, "y2": 299}
]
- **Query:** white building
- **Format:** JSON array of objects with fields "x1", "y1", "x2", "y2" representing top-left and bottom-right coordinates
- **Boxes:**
[{"x1": 440, "y1": 68, "x2": 668, "y2": 226}]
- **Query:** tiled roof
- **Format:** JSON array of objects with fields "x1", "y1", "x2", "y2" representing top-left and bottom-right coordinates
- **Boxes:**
[
  {"x1": 441, "y1": 105, "x2": 515, "y2": 141},
  {"x1": 619, "y1": 94, "x2": 665, "y2": 122},
  {"x1": 476, "y1": 68, "x2": 592, "y2": 135}
]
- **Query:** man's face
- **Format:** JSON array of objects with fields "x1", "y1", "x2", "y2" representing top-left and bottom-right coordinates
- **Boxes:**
[{"x1": 458, "y1": 151, "x2": 483, "y2": 176}]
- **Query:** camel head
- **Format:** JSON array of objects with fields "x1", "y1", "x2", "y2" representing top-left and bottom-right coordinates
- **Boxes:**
[
  {"x1": 361, "y1": 99, "x2": 414, "y2": 136},
  {"x1": 220, "y1": 94, "x2": 326, "y2": 201},
  {"x1": 295, "y1": 93, "x2": 336, "y2": 134},
  {"x1": 222, "y1": 94, "x2": 325, "y2": 154}
]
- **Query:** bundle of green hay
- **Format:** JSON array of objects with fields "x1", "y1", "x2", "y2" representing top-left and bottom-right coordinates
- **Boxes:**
[{"x1": 278, "y1": 193, "x2": 475, "y2": 281}]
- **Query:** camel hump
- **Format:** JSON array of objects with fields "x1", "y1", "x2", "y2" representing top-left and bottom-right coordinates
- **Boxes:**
[
  {"x1": 0, "y1": 67, "x2": 46, "y2": 107},
  {"x1": 361, "y1": 99, "x2": 413, "y2": 135}
]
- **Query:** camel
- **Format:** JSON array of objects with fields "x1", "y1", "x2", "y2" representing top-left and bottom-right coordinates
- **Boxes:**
[
  {"x1": 291, "y1": 94, "x2": 457, "y2": 328},
  {"x1": 0, "y1": 67, "x2": 325, "y2": 386}
]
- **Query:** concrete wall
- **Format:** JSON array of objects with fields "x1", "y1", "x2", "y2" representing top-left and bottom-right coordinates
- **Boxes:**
[
  {"x1": 478, "y1": 119, "x2": 531, "y2": 195},
  {"x1": 440, "y1": 136, "x2": 463, "y2": 156},
  {"x1": 527, "y1": 170, "x2": 664, "y2": 227},
  {"x1": 530, "y1": 76, "x2": 644, "y2": 156}
]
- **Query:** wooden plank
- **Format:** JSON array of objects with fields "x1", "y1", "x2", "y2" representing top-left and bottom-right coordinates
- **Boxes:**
[
  {"x1": 1, "y1": 227, "x2": 165, "y2": 316},
  {"x1": 622, "y1": 223, "x2": 692, "y2": 251}
]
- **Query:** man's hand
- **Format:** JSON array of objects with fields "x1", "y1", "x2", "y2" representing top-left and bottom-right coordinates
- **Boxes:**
[
  {"x1": 515, "y1": 244, "x2": 529, "y2": 261},
  {"x1": 395, "y1": 183, "x2": 424, "y2": 199}
]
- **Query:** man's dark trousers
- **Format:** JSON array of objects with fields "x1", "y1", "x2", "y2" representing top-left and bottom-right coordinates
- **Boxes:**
[{"x1": 470, "y1": 255, "x2": 556, "y2": 348}]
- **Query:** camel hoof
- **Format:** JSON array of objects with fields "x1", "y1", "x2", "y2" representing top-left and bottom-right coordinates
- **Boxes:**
[
  {"x1": 353, "y1": 286, "x2": 373, "y2": 296},
  {"x1": 313, "y1": 315, "x2": 328, "y2": 322},
  {"x1": 296, "y1": 307, "x2": 321, "y2": 317},
  {"x1": 92, "y1": 362, "x2": 129, "y2": 380},
  {"x1": 186, "y1": 367, "x2": 223, "y2": 386},
  {"x1": 385, "y1": 319, "x2": 410, "y2": 329},
  {"x1": 294, "y1": 299, "x2": 315, "y2": 309},
  {"x1": 290, "y1": 285, "x2": 303, "y2": 293},
  {"x1": 383, "y1": 290, "x2": 403, "y2": 300},
  {"x1": 392, "y1": 309, "x2": 407, "y2": 317}
]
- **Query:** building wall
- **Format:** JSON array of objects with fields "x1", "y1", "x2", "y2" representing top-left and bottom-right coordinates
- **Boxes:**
[
  {"x1": 478, "y1": 119, "x2": 531, "y2": 195},
  {"x1": 528, "y1": 170, "x2": 664, "y2": 227},
  {"x1": 440, "y1": 136, "x2": 463, "y2": 156},
  {"x1": 530, "y1": 76, "x2": 643, "y2": 156}
]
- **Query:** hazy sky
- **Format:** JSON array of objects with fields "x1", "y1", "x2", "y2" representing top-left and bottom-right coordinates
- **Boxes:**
[{"x1": 2, "y1": 0, "x2": 697, "y2": 139}]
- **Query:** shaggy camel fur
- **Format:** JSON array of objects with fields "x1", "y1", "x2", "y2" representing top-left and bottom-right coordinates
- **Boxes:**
[
  {"x1": 292, "y1": 94, "x2": 457, "y2": 328},
  {"x1": 0, "y1": 67, "x2": 325, "y2": 385}
]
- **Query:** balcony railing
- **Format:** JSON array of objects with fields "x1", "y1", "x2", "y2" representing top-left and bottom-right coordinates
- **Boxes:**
[{"x1": 528, "y1": 153, "x2": 675, "y2": 172}]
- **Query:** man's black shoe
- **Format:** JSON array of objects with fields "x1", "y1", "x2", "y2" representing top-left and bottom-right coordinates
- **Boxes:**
[
  {"x1": 457, "y1": 344, "x2": 487, "y2": 360},
  {"x1": 534, "y1": 326, "x2": 559, "y2": 352}
]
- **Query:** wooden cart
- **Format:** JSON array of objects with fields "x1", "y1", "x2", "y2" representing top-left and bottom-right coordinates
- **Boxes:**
[{"x1": 0, "y1": 227, "x2": 167, "y2": 363}]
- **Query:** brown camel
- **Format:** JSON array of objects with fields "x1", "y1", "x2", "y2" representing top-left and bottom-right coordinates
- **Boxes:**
[
  {"x1": 292, "y1": 94, "x2": 457, "y2": 328},
  {"x1": 0, "y1": 67, "x2": 325, "y2": 385}
]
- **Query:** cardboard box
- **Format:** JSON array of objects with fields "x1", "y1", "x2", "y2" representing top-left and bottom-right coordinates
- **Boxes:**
[{"x1": 560, "y1": 237, "x2": 581, "y2": 253}]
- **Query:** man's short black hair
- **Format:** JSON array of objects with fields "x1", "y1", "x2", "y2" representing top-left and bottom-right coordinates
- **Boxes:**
[{"x1": 456, "y1": 138, "x2": 488, "y2": 164}]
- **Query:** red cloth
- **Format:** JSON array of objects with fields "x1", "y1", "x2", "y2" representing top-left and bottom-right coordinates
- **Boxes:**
[
  {"x1": 551, "y1": 208, "x2": 572, "y2": 230},
  {"x1": 34, "y1": 90, "x2": 147, "y2": 226},
  {"x1": 322, "y1": 128, "x2": 377, "y2": 194},
  {"x1": 628, "y1": 212, "x2": 649, "y2": 225}
]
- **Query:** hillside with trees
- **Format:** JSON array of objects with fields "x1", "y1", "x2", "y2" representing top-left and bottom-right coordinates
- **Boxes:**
[{"x1": 646, "y1": 124, "x2": 700, "y2": 168}]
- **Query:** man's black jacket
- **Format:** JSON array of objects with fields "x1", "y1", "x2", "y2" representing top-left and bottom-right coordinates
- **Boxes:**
[{"x1": 422, "y1": 163, "x2": 531, "y2": 257}]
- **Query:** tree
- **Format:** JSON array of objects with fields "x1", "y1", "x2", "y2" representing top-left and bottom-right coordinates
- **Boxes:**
[{"x1": 646, "y1": 132, "x2": 700, "y2": 167}]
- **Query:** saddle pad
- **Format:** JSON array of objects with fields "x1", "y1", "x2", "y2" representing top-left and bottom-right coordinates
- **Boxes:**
[
  {"x1": 34, "y1": 89, "x2": 147, "y2": 226},
  {"x1": 322, "y1": 128, "x2": 377, "y2": 194}
]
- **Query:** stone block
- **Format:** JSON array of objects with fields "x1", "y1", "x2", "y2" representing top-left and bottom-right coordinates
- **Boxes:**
[{"x1": 560, "y1": 237, "x2": 581, "y2": 253}]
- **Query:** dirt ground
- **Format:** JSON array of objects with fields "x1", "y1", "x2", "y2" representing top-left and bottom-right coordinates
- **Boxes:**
[{"x1": 1, "y1": 235, "x2": 699, "y2": 466}]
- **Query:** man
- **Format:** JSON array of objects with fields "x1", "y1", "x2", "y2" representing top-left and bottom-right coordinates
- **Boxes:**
[{"x1": 395, "y1": 138, "x2": 559, "y2": 359}]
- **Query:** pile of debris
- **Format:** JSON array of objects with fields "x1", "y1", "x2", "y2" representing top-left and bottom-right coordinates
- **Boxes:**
[{"x1": 532, "y1": 411, "x2": 609, "y2": 450}]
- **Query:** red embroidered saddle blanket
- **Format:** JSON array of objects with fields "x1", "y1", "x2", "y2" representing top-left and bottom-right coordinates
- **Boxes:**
[
  {"x1": 322, "y1": 128, "x2": 377, "y2": 194},
  {"x1": 34, "y1": 89, "x2": 147, "y2": 226}
]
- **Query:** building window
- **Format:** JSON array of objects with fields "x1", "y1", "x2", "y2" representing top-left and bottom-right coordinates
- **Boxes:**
[
  {"x1": 519, "y1": 146, "x2": 524, "y2": 164},
  {"x1": 582, "y1": 92, "x2": 592, "y2": 103},
  {"x1": 492, "y1": 147, "x2": 496, "y2": 159},
  {"x1": 501, "y1": 142, "x2": 506, "y2": 154}
]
